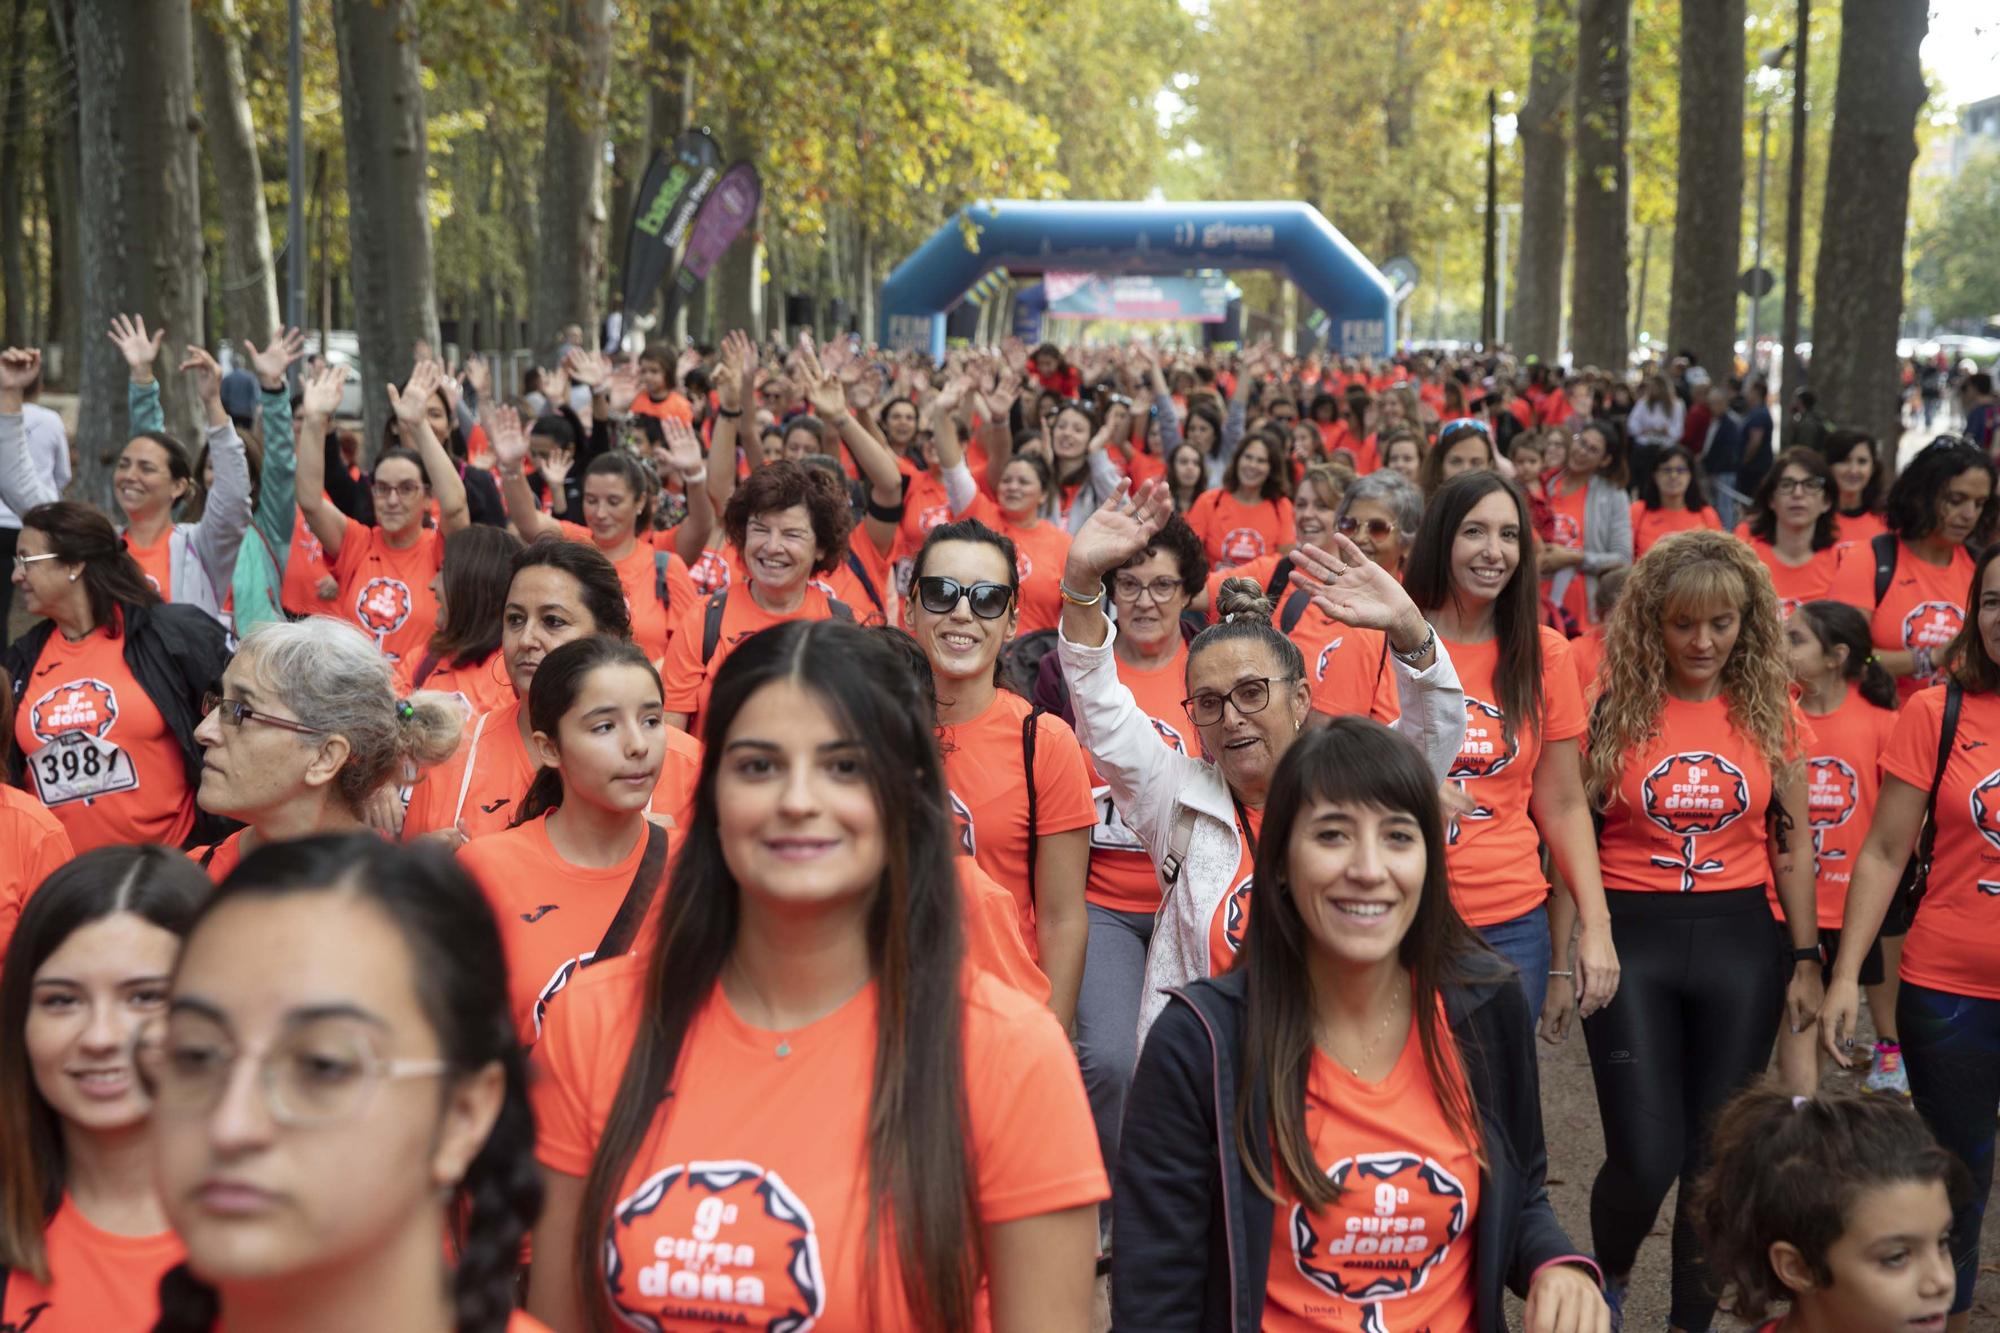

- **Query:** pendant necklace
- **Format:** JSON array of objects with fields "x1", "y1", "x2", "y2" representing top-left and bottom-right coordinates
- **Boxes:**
[
  {"x1": 728, "y1": 962, "x2": 797, "y2": 1059},
  {"x1": 1324, "y1": 988, "x2": 1406, "y2": 1079}
]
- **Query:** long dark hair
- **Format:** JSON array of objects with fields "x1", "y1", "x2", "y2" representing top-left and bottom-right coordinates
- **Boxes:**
[
  {"x1": 513, "y1": 636, "x2": 663, "y2": 825},
  {"x1": 1884, "y1": 437, "x2": 1997, "y2": 547},
  {"x1": 429, "y1": 526, "x2": 523, "y2": 668},
  {"x1": 1819, "y1": 428, "x2": 1885, "y2": 515},
  {"x1": 582, "y1": 451, "x2": 658, "y2": 532},
  {"x1": 1792, "y1": 600, "x2": 1897, "y2": 711},
  {"x1": 510, "y1": 536, "x2": 632, "y2": 641},
  {"x1": 1405, "y1": 472, "x2": 1543, "y2": 749},
  {"x1": 1747, "y1": 447, "x2": 1838, "y2": 551},
  {"x1": 0, "y1": 847, "x2": 209, "y2": 1282},
  {"x1": 153, "y1": 835, "x2": 540, "y2": 1333},
  {"x1": 1234, "y1": 720, "x2": 1493, "y2": 1207},
  {"x1": 23, "y1": 501, "x2": 162, "y2": 635},
  {"x1": 1637, "y1": 444, "x2": 1712, "y2": 514},
  {"x1": 1222, "y1": 430, "x2": 1291, "y2": 502},
  {"x1": 572, "y1": 620, "x2": 977, "y2": 1330},
  {"x1": 1942, "y1": 540, "x2": 2000, "y2": 697}
]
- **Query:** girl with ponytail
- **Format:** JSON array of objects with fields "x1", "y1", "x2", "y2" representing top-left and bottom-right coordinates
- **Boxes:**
[
  {"x1": 143, "y1": 834, "x2": 549, "y2": 1333},
  {"x1": 455, "y1": 636, "x2": 671, "y2": 1044}
]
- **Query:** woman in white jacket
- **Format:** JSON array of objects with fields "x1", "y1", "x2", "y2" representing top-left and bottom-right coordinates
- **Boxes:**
[{"x1": 1056, "y1": 478, "x2": 1465, "y2": 1043}]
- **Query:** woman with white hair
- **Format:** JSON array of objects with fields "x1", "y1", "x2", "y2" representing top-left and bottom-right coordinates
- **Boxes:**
[{"x1": 187, "y1": 617, "x2": 464, "y2": 878}]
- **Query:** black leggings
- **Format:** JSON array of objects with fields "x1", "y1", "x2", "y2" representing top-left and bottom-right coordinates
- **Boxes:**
[{"x1": 1582, "y1": 887, "x2": 1785, "y2": 1330}]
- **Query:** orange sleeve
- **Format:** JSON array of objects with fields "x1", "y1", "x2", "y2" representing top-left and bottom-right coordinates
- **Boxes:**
[
  {"x1": 1185, "y1": 489, "x2": 1216, "y2": 548},
  {"x1": 330, "y1": 515, "x2": 371, "y2": 582},
  {"x1": 1274, "y1": 496, "x2": 1295, "y2": 547},
  {"x1": 1880, "y1": 687, "x2": 1943, "y2": 792},
  {"x1": 659, "y1": 597, "x2": 705, "y2": 713},
  {"x1": 960, "y1": 861, "x2": 1053, "y2": 1003},
  {"x1": 529, "y1": 963, "x2": 636, "y2": 1177},
  {"x1": 1031, "y1": 715, "x2": 1100, "y2": 836},
  {"x1": 964, "y1": 978, "x2": 1109, "y2": 1224},
  {"x1": 655, "y1": 726, "x2": 703, "y2": 828},
  {"x1": 1540, "y1": 630, "x2": 1588, "y2": 741}
]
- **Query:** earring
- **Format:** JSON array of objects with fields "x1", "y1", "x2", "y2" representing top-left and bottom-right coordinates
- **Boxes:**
[{"x1": 67, "y1": 572, "x2": 78, "y2": 582}]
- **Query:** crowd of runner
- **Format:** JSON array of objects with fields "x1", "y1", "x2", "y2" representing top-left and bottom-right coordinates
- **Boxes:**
[{"x1": 0, "y1": 318, "x2": 1995, "y2": 1332}]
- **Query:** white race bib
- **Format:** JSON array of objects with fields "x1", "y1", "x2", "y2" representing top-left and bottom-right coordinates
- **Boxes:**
[{"x1": 31, "y1": 731, "x2": 138, "y2": 806}]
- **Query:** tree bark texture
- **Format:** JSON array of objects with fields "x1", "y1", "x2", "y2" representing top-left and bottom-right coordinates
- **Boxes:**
[
  {"x1": 44, "y1": 0, "x2": 80, "y2": 386},
  {"x1": 530, "y1": 0, "x2": 612, "y2": 360},
  {"x1": 192, "y1": 0, "x2": 279, "y2": 347},
  {"x1": 0, "y1": 0, "x2": 28, "y2": 347},
  {"x1": 1811, "y1": 0, "x2": 1926, "y2": 455},
  {"x1": 1665, "y1": 0, "x2": 1745, "y2": 382},
  {"x1": 1778, "y1": 0, "x2": 1810, "y2": 393},
  {"x1": 333, "y1": 0, "x2": 439, "y2": 456},
  {"x1": 1570, "y1": 0, "x2": 1630, "y2": 371},
  {"x1": 75, "y1": 0, "x2": 204, "y2": 498},
  {"x1": 1513, "y1": 0, "x2": 1572, "y2": 363}
]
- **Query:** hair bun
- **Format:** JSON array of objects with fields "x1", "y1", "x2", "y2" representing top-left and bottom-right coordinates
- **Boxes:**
[{"x1": 1214, "y1": 577, "x2": 1276, "y2": 626}]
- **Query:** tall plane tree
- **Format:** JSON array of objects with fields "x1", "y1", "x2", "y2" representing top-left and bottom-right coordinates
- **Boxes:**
[
  {"x1": 333, "y1": 0, "x2": 439, "y2": 452},
  {"x1": 1811, "y1": 0, "x2": 1927, "y2": 456},
  {"x1": 1513, "y1": 0, "x2": 1572, "y2": 363},
  {"x1": 1570, "y1": 0, "x2": 1630, "y2": 371},
  {"x1": 193, "y1": 0, "x2": 279, "y2": 346},
  {"x1": 530, "y1": 0, "x2": 614, "y2": 358},
  {"x1": 1665, "y1": 0, "x2": 1745, "y2": 384}
]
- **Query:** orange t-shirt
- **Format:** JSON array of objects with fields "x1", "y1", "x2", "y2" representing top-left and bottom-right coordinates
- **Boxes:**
[
  {"x1": 1185, "y1": 489, "x2": 1295, "y2": 570},
  {"x1": 457, "y1": 814, "x2": 670, "y2": 1044},
  {"x1": 189, "y1": 828, "x2": 248, "y2": 883},
  {"x1": 1594, "y1": 693, "x2": 1805, "y2": 894},
  {"x1": 1833, "y1": 509, "x2": 1888, "y2": 546},
  {"x1": 14, "y1": 623, "x2": 196, "y2": 853},
  {"x1": 687, "y1": 539, "x2": 736, "y2": 598},
  {"x1": 1441, "y1": 630, "x2": 1587, "y2": 927},
  {"x1": 1545, "y1": 480, "x2": 1589, "y2": 625},
  {"x1": 1303, "y1": 617, "x2": 1398, "y2": 724},
  {"x1": 960, "y1": 856, "x2": 1052, "y2": 1003},
  {"x1": 1083, "y1": 644, "x2": 1193, "y2": 914},
  {"x1": 659, "y1": 582, "x2": 853, "y2": 726},
  {"x1": 0, "y1": 1196, "x2": 183, "y2": 1333},
  {"x1": 529, "y1": 958, "x2": 1108, "y2": 1331},
  {"x1": 631, "y1": 390, "x2": 694, "y2": 423},
  {"x1": 1741, "y1": 535, "x2": 1847, "y2": 619},
  {"x1": 1263, "y1": 1016, "x2": 1480, "y2": 1333},
  {"x1": 1349, "y1": 434, "x2": 1384, "y2": 475},
  {"x1": 281, "y1": 502, "x2": 338, "y2": 617},
  {"x1": 0, "y1": 785, "x2": 74, "y2": 962},
  {"x1": 1629, "y1": 503, "x2": 1721, "y2": 559},
  {"x1": 957, "y1": 497, "x2": 1071, "y2": 637},
  {"x1": 1832, "y1": 539, "x2": 1975, "y2": 702},
  {"x1": 1569, "y1": 625, "x2": 1608, "y2": 698},
  {"x1": 894, "y1": 468, "x2": 957, "y2": 566},
  {"x1": 1883, "y1": 687, "x2": 2000, "y2": 1001},
  {"x1": 402, "y1": 699, "x2": 701, "y2": 843},
  {"x1": 1794, "y1": 689, "x2": 1898, "y2": 930},
  {"x1": 123, "y1": 527, "x2": 173, "y2": 599},
  {"x1": 329, "y1": 516, "x2": 445, "y2": 682},
  {"x1": 417, "y1": 649, "x2": 515, "y2": 721},
  {"x1": 554, "y1": 522, "x2": 698, "y2": 665},
  {"x1": 1206, "y1": 803, "x2": 1262, "y2": 974},
  {"x1": 940, "y1": 691, "x2": 1097, "y2": 956}
]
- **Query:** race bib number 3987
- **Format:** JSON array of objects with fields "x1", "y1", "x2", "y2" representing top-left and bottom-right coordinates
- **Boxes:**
[{"x1": 32, "y1": 731, "x2": 138, "y2": 806}]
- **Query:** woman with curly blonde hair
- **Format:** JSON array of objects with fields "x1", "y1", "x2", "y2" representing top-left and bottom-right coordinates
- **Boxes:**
[{"x1": 1578, "y1": 528, "x2": 1823, "y2": 1333}]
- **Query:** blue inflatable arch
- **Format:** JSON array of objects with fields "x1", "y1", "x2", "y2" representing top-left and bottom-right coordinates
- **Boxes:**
[{"x1": 879, "y1": 200, "x2": 1396, "y2": 360}]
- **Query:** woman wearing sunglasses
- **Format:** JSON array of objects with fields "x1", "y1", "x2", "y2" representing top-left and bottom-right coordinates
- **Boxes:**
[
  {"x1": 144, "y1": 835, "x2": 551, "y2": 1333},
  {"x1": 1056, "y1": 478, "x2": 1464, "y2": 1043},
  {"x1": 906, "y1": 519, "x2": 1097, "y2": 1027},
  {"x1": 5, "y1": 502, "x2": 230, "y2": 855},
  {"x1": 188, "y1": 618, "x2": 464, "y2": 879}
]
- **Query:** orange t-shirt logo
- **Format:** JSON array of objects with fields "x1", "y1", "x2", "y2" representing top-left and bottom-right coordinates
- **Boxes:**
[
  {"x1": 1447, "y1": 698, "x2": 1512, "y2": 844},
  {"x1": 1904, "y1": 601, "x2": 1963, "y2": 681},
  {"x1": 949, "y1": 788, "x2": 977, "y2": 856},
  {"x1": 30, "y1": 678, "x2": 119, "y2": 741},
  {"x1": 1548, "y1": 512, "x2": 1582, "y2": 549},
  {"x1": 608, "y1": 1160, "x2": 826, "y2": 1325},
  {"x1": 1807, "y1": 755, "x2": 1859, "y2": 873},
  {"x1": 1221, "y1": 526, "x2": 1268, "y2": 564},
  {"x1": 919, "y1": 502, "x2": 953, "y2": 534},
  {"x1": 355, "y1": 577, "x2": 413, "y2": 640},
  {"x1": 1968, "y1": 769, "x2": 2000, "y2": 896},
  {"x1": 1641, "y1": 752, "x2": 1750, "y2": 891},
  {"x1": 1315, "y1": 637, "x2": 1346, "y2": 682},
  {"x1": 1222, "y1": 873, "x2": 1253, "y2": 955},
  {"x1": 690, "y1": 549, "x2": 733, "y2": 596},
  {"x1": 1289, "y1": 1151, "x2": 1470, "y2": 1304}
]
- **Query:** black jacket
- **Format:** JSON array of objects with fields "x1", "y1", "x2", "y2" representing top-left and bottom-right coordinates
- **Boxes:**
[
  {"x1": 6, "y1": 600, "x2": 234, "y2": 846},
  {"x1": 1111, "y1": 965, "x2": 1598, "y2": 1332}
]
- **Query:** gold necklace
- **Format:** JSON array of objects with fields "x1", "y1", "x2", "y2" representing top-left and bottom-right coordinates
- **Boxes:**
[
  {"x1": 726, "y1": 962, "x2": 797, "y2": 1059},
  {"x1": 1320, "y1": 988, "x2": 1407, "y2": 1078}
]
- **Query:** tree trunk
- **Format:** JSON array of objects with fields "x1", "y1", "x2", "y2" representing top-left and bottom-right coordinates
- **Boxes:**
[
  {"x1": 332, "y1": 0, "x2": 439, "y2": 456},
  {"x1": 530, "y1": 0, "x2": 612, "y2": 360},
  {"x1": 1570, "y1": 0, "x2": 1630, "y2": 371},
  {"x1": 1513, "y1": 0, "x2": 1571, "y2": 364},
  {"x1": 75, "y1": 0, "x2": 204, "y2": 498},
  {"x1": 45, "y1": 0, "x2": 80, "y2": 386},
  {"x1": 0, "y1": 0, "x2": 27, "y2": 347},
  {"x1": 1778, "y1": 0, "x2": 1810, "y2": 393},
  {"x1": 1665, "y1": 0, "x2": 1744, "y2": 381},
  {"x1": 192, "y1": 0, "x2": 278, "y2": 346},
  {"x1": 1811, "y1": 0, "x2": 1925, "y2": 455}
]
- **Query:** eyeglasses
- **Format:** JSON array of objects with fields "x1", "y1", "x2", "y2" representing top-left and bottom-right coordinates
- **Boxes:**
[
  {"x1": 915, "y1": 576, "x2": 1014, "y2": 620},
  {"x1": 11, "y1": 552, "x2": 59, "y2": 574},
  {"x1": 1773, "y1": 476, "x2": 1828, "y2": 495},
  {"x1": 370, "y1": 480, "x2": 424, "y2": 500},
  {"x1": 1181, "y1": 676, "x2": 1293, "y2": 727},
  {"x1": 202, "y1": 692, "x2": 325, "y2": 736},
  {"x1": 136, "y1": 1015, "x2": 449, "y2": 1128},
  {"x1": 1112, "y1": 574, "x2": 1185, "y2": 603},
  {"x1": 1337, "y1": 515, "x2": 1398, "y2": 542}
]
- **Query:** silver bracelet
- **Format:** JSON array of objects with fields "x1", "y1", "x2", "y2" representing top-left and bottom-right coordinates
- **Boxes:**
[{"x1": 1548, "y1": 969, "x2": 1575, "y2": 978}]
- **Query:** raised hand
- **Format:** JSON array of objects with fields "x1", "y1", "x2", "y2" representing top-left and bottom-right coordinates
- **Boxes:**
[
  {"x1": 933, "y1": 373, "x2": 972, "y2": 417},
  {"x1": 388, "y1": 358, "x2": 445, "y2": 429},
  {"x1": 676, "y1": 344, "x2": 703, "y2": 382},
  {"x1": 482, "y1": 404, "x2": 531, "y2": 472},
  {"x1": 604, "y1": 360, "x2": 641, "y2": 416},
  {"x1": 107, "y1": 314, "x2": 166, "y2": 381},
  {"x1": 0, "y1": 346, "x2": 43, "y2": 392},
  {"x1": 463, "y1": 353, "x2": 492, "y2": 400},
  {"x1": 988, "y1": 368, "x2": 1024, "y2": 418},
  {"x1": 541, "y1": 361, "x2": 571, "y2": 406},
  {"x1": 1287, "y1": 535, "x2": 1425, "y2": 638},
  {"x1": 242, "y1": 327, "x2": 306, "y2": 391},
  {"x1": 565, "y1": 347, "x2": 611, "y2": 388},
  {"x1": 661, "y1": 416, "x2": 706, "y2": 478},
  {"x1": 179, "y1": 346, "x2": 225, "y2": 408},
  {"x1": 299, "y1": 363, "x2": 349, "y2": 419},
  {"x1": 1064, "y1": 478, "x2": 1175, "y2": 582},
  {"x1": 796, "y1": 333, "x2": 848, "y2": 420},
  {"x1": 541, "y1": 445, "x2": 574, "y2": 491}
]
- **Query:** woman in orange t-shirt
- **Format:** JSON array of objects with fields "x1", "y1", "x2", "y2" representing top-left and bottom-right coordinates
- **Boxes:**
[
  {"x1": 933, "y1": 410, "x2": 1075, "y2": 636},
  {"x1": 1630, "y1": 445, "x2": 1723, "y2": 559},
  {"x1": 908, "y1": 521, "x2": 1096, "y2": 1028},
  {"x1": 525, "y1": 621, "x2": 1105, "y2": 1333},
  {"x1": 0, "y1": 666, "x2": 74, "y2": 962},
  {"x1": 457, "y1": 638, "x2": 675, "y2": 1045},
  {"x1": 1581, "y1": 530, "x2": 1821, "y2": 1331},
  {"x1": 1822, "y1": 541, "x2": 2000, "y2": 1324},
  {"x1": 0, "y1": 845, "x2": 207, "y2": 1333},
  {"x1": 1738, "y1": 447, "x2": 1847, "y2": 617},
  {"x1": 1823, "y1": 427, "x2": 1889, "y2": 546},
  {"x1": 1185, "y1": 431, "x2": 1295, "y2": 570},
  {"x1": 1543, "y1": 419, "x2": 1632, "y2": 628},
  {"x1": 403, "y1": 538, "x2": 699, "y2": 846},
  {"x1": 408, "y1": 525, "x2": 521, "y2": 719},
  {"x1": 145, "y1": 835, "x2": 551, "y2": 1333},
  {"x1": 1407, "y1": 473, "x2": 1617, "y2": 1029},
  {"x1": 188, "y1": 618, "x2": 464, "y2": 880},
  {"x1": 1113, "y1": 720, "x2": 1604, "y2": 1330}
]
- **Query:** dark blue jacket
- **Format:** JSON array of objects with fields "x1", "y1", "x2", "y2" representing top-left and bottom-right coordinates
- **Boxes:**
[{"x1": 1110, "y1": 964, "x2": 1599, "y2": 1332}]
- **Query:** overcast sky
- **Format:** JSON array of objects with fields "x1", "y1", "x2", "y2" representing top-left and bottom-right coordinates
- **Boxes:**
[{"x1": 1925, "y1": 0, "x2": 1999, "y2": 109}]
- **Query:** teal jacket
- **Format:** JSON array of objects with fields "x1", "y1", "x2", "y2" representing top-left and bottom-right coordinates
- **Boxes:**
[{"x1": 129, "y1": 378, "x2": 294, "y2": 639}]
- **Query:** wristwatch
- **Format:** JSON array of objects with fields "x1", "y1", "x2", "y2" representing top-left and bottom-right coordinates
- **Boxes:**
[
  {"x1": 1788, "y1": 945, "x2": 1822, "y2": 966},
  {"x1": 1390, "y1": 622, "x2": 1438, "y2": 666}
]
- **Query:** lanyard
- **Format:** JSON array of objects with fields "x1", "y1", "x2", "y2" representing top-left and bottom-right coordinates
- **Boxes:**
[{"x1": 1232, "y1": 795, "x2": 1260, "y2": 861}]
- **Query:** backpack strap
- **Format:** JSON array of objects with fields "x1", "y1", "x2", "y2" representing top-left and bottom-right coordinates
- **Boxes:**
[
  {"x1": 1872, "y1": 531, "x2": 1899, "y2": 608},
  {"x1": 654, "y1": 549, "x2": 672, "y2": 611},
  {"x1": 197, "y1": 842, "x2": 222, "y2": 870},
  {"x1": 843, "y1": 550, "x2": 885, "y2": 616},
  {"x1": 1262, "y1": 555, "x2": 1294, "y2": 602},
  {"x1": 451, "y1": 710, "x2": 491, "y2": 828},
  {"x1": 584, "y1": 823, "x2": 669, "y2": 964},
  {"x1": 411, "y1": 650, "x2": 442, "y2": 689},
  {"x1": 1160, "y1": 805, "x2": 1199, "y2": 891},
  {"x1": 1278, "y1": 587, "x2": 1313, "y2": 634},
  {"x1": 700, "y1": 589, "x2": 730, "y2": 664},
  {"x1": 1909, "y1": 678, "x2": 1964, "y2": 913},
  {"x1": 1023, "y1": 706, "x2": 1042, "y2": 907}
]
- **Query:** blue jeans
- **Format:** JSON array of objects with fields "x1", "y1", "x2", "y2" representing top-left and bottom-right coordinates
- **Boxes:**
[
  {"x1": 1477, "y1": 903, "x2": 1551, "y2": 1025},
  {"x1": 1900, "y1": 982, "x2": 2000, "y2": 1315}
]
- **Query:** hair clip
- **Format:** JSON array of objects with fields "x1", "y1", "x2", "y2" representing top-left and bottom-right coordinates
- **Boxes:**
[
  {"x1": 1791, "y1": 1095, "x2": 1810, "y2": 1111},
  {"x1": 396, "y1": 699, "x2": 416, "y2": 723}
]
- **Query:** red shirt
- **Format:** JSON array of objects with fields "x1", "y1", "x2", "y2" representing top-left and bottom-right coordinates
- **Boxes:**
[
  {"x1": 1185, "y1": 489, "x2": 1296, "y2": 570},
  {"x1": 1207, "y1": 804, "x2": 1262, "y2": 974},
  {"x1": 1833, "y1": 540, "x2": 1975, "y2": 702},
  {"x1": 1545, "y1": 480, "x2": 1590, "y2": 625},
  {"x1": 659, "y1": 581, "x2": 853, "y2": 727},
  {"x1": 1795, "y1": 688, "x2": 1898, "y2": 929},
  {"x1": 1740, "y1": 534, "x2": 1848, "y2": 619},
  {"x1": 1884, "y1": 686, "x2": 2000, "y2": 1000},
  {"x1": 0, "y1": 784, "x2": 72, "y2": 962},
  {"x1": 329, "y1": 516, "x2": 445, "y2": 684},
  {"x1": 1833, "y1": 509, "x2": 1888, "y2": 546},
  {"x1": 1629, "y1": 502, "x2": 1721, "y2": 559},
  {"x1": 554, "y1": 522, "x2": 697, "y2": 664},
  {"x1": 0, "y1": 1195, "x2": 183, "y2": 1333},
  {"x1": 123, "y1": 527, "x2": 173, "y2": 599},
  {"x1": 958, "y1": 497, "x2": 1072, "y2": 636},
  {"x1": 281, "y1": 503, "x2": 338, "y2": 616}
]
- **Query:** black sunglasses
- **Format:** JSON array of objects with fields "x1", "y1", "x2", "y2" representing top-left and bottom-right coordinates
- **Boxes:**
[{"x1": 915, "y1": 576, "x2": 1014, "y2": 620}]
